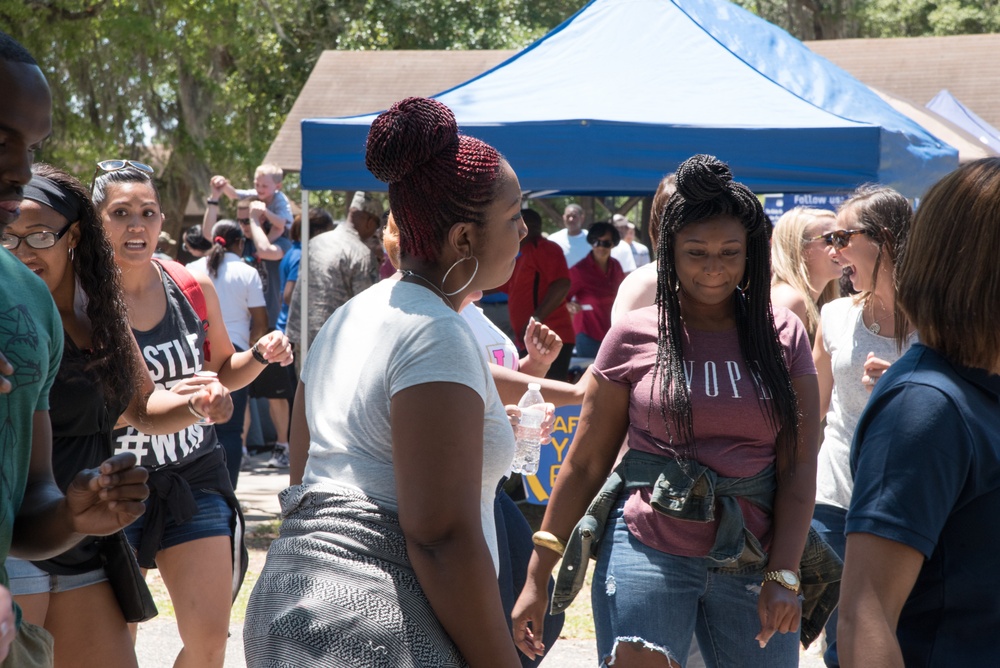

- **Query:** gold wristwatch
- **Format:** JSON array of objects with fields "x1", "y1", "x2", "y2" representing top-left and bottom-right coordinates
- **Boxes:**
[{"x1": 762, "y1": 569, "x2": 801, "y2": 593}]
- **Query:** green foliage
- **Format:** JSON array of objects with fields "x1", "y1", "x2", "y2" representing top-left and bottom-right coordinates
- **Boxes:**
[
  {"x1": 6, "y1": 0, "x2": 993, "y2": 235},
  {"x1": 0, "y1": 0, "x2": 582, "y2": 234},
  {"x1": 734, "y1": 0, "x2": 1000, "y2": 39}
]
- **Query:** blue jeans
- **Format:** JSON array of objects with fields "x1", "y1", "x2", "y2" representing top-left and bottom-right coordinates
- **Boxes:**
[
  {"x1": 124, "y1": 486, "x2": 233, "y2": 552},
  {"x1": 494, "y1": 488, "x2": 564, "y2": 667},
  {"x1": 811, "y1": 503, "x2": 846, "y2": 668},
  {"x1": 592, "y1": 499, "x2": 798, "y2": 668},
  {"x1": 215, "y1": 386, "x2": 249, "y2": 488}
]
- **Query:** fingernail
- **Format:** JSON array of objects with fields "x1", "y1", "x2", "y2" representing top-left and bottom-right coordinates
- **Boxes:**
[
  {"x1": 0, "y1": 621, "x2": 8, "y2": 635},
  {"x1": 758, "y1": 639, "x2": 767, "y2": 648}
]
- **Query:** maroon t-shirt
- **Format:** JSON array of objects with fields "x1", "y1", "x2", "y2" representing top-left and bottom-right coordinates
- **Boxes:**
[
  {"x1": 508, "y1": 236, "x2": 575, "y2": 348},
  {"x1": 594, "y1": 305, "x2": 815, "y2": 557},
  {"x1": 567, "y1": 252, "x2": 625, "y2": 343}
]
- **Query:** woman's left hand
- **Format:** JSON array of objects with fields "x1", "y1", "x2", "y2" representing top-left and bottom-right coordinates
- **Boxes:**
[
  {"x1": 524, "y1": 317, "x2": 562, "y2": 368},
  {"x1": 862, "y1": 351, "x2": 891, "y2": 393},
  {"x1": 505, "y1": 402, "x2": 556, "y2": 444},
  {"x1": 255, "y1": 331, "x2": 294, "y2": 367},
  {"x1": 755, "y1": 581, "x2": 801, "y2": 648}
]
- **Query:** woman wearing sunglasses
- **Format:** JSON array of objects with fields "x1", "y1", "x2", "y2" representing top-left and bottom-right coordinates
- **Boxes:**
[
  {"x1": 92, "y1": 161, "x2": 292, "y2": 668},
  {"x1": 3, "y1": 164, "x2": 233, "y2": 668},
  {"x1": 838, "y1": 158, "x2": 1000, "y2": 667},
  {"x1": 810, "y1": 185, "x2": 918, "y2": 668},
  {"x1": 565, "y1": 221, "x2": 626, "y2": 358},
  {"x1": 769, "y1": 207, "x2": 843, "y2": 344}
]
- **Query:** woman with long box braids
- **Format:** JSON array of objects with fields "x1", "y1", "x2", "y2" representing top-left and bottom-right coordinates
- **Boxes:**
[{"x1": 514, "y1": 155, "x2": 825, "y2": 667}]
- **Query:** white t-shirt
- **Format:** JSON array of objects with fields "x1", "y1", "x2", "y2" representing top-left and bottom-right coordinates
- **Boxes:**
[
  {"x1": 301, "y1": 280, "x2": 515, "y2": 572},
  {"x1": 630, "y1": 240, "x2": 651, "y2": 267},
  {"x1": 548, "y1": 228, "x2": 591, "y2": 268},
  {"x1": 461, "y1": 304, "x2": 519, "y2": 370},
  {"x1": 611, "y1": 239, "x2": 637, "y2": 273},
  {"x1": 815, "y1": 297, "x2": 917, "y2": 510},
  {"x1": 187, "y1": 253, "x2": 265, "y2": 350}
]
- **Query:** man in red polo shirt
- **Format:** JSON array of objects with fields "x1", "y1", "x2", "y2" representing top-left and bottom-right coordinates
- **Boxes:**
[{"x1": 508, "y1": 208, "x2": 575, "y2": 381}]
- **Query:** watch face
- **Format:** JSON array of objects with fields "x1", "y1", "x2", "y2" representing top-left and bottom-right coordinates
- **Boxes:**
[{"x1": 781, "y1": 571, "x2": 798, "y2": 586}]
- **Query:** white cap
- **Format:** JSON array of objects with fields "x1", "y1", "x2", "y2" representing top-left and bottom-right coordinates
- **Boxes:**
[
  {"x1": 349, "y1": 191, "x2": 384, "y2": 218},
  {"x1": 528, "y1": 383, "x2": 541, "y2": 391}
]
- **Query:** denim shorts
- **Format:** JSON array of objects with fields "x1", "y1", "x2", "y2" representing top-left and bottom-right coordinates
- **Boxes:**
[
  {"x1": 124, "y1": 487, "x2": 233, "y2": 555},
  {"x1": 5, "y1": 557, "x2": 107, "y2": 596},
  {"x1": 591, "y1": 499, "x2": 798, "y2": 668}
]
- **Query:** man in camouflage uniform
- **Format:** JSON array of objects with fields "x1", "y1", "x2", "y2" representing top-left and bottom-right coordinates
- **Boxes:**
[{"x1": 286, "y1": 192, "x2": 383, "y2": 349}]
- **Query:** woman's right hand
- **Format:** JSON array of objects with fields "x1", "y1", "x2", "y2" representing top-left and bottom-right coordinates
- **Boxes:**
[
  {"x1": 171, "y1": 377, "x2": 234, "y2": 424},
  {"x1": 193, "y1": 381, "x2": 234, "y2": 424},
  {"x1": 511, "y1": 573, "x2": 550, "y2": 661}
]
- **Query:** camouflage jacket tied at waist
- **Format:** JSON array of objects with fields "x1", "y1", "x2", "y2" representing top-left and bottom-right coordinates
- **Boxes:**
[{"x1": 551, "y1": 449, "x2": 841, "y2": 648}]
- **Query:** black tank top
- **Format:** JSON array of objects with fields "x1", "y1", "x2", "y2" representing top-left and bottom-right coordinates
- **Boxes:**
[
  {"x1": 35, "y1": 337, "x2": 130, "y2": 574},
  {"x1": 113, "y1": 266, "x2": 219, "y2": 469}
]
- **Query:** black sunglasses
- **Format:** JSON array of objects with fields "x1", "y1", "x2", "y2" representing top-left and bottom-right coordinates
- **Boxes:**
[
  {"x1": 810, "y1": 228, "x2": 867, "y2": 250},
  {"x1": 91, "y1": 159, "x2": 154, "y2": 190},
  {"x1": 1, "y1": 219, "x2": 75, "y2": 251},
  {"x1": 592, "y1": 239, "x2": 615, "y2": 248}
]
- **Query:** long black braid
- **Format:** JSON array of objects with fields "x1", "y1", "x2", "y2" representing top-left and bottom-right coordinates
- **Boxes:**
[{"x1": 651, "y1": 155, "x2": 800, "y2": 471}]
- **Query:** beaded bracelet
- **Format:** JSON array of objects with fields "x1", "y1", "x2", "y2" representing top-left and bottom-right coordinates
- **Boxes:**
[{"x1": 251, "y1": 343, "x2": 270, "y2": 365}]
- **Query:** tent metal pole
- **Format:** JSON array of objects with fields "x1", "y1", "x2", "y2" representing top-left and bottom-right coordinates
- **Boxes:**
[{"x1": 300, "y1": 188, "x2": 310, "y2": 363}]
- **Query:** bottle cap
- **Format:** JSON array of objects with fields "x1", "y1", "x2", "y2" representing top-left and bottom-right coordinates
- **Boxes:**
[{"x1": 528, "y1": 383, "x2": 541, "y2": 391}]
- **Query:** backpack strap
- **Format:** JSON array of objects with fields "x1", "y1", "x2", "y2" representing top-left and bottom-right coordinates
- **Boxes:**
[{"x1": 153, "y1": 258, "x2": 212, "y2": 362}]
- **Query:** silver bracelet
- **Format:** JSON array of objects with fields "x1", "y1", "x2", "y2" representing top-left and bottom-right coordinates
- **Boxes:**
[{"x1": 187, "y1": 396, "x2": 207, "y2": 420}]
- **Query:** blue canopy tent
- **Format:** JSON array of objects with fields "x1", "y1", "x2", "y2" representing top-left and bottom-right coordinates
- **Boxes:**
[
  {"x1": 292, "y1": 0, "x2": 959, "y2": 356},
  {"x1": 300, "y1": 0, "x2": 957, "y2": 198},
  {"x1": 926, "y1": 89, "x2": 1000, "y2": 154}
]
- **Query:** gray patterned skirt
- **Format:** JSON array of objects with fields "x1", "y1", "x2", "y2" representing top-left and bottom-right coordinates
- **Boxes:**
[{"x1": 243, "y1": 483, "x2": 467, "y2": 667}]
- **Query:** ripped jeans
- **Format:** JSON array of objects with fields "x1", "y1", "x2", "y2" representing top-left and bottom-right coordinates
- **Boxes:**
[{"x1": 591, "y1": 499, "x2": 798, "y2": 668}]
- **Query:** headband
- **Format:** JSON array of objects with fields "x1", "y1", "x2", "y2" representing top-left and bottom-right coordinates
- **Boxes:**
[{"x1": 23, "y1": 174, "x2": 84, "y2": 224}]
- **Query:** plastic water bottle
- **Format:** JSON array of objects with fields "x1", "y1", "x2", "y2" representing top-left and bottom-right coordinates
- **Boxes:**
[{"x1": 512, "y1": 383, "x2": 545, "y2": 475}]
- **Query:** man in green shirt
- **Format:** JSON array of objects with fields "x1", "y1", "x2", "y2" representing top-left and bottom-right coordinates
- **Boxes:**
[{"x1": 0, "y1": 31, "x2": 150, "y2": 665}]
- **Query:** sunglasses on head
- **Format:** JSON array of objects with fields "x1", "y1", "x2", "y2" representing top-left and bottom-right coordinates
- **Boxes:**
[
  {"x1": 91, "y1": 159, "x2": 154, "y2": 190},
  {"x1": 1, "y1": 219, "x2": 74, "y2": 251},
  {"x1": 810, "y1": 228, "x2": 867, "y2": 250},
  {"x1": 592, "y1": 239, "x2": 615, "y2": 248}
]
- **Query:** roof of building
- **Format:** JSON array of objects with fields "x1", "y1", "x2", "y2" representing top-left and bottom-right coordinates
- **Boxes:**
[
  {"x1": 264, "y1": 49, "x2": 514, "y2": 171},
  {"x1": 805, "y1": 34, "x2": 1000, "y2": 130},
  {"x1": 869, "y1": 87, "x2": 997, "y2": 163}
]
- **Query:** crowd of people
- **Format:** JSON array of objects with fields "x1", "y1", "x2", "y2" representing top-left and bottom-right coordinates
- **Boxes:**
[{"x1": 2, "y1": 27, "x2": 999, "y2": 668}]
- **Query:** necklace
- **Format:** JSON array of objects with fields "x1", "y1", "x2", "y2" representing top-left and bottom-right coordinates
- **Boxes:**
[
  {"x1": 400, "y1": 269, "x2": 453, "y2": 307},
  {"x1": 866, "y1": 301, "x2": 890, "y2": 335}
]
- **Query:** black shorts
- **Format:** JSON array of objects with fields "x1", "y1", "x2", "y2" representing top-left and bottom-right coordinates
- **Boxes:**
[{"x1": 249, "y1": 362, "x2": 296, "y2": 399}]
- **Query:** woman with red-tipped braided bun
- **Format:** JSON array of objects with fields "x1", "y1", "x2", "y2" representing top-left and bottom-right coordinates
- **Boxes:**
[{"x1": 244, "y1": 97, "x2": 526, "y2": 667}]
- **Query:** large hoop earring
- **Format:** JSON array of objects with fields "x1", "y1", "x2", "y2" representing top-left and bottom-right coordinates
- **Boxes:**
[
  {"x1": 737, "y1": 275, "x2": 750, "y2": 294},
  {"x1": 441, "y1": 255, "x2": 479, "y2": 296}
]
